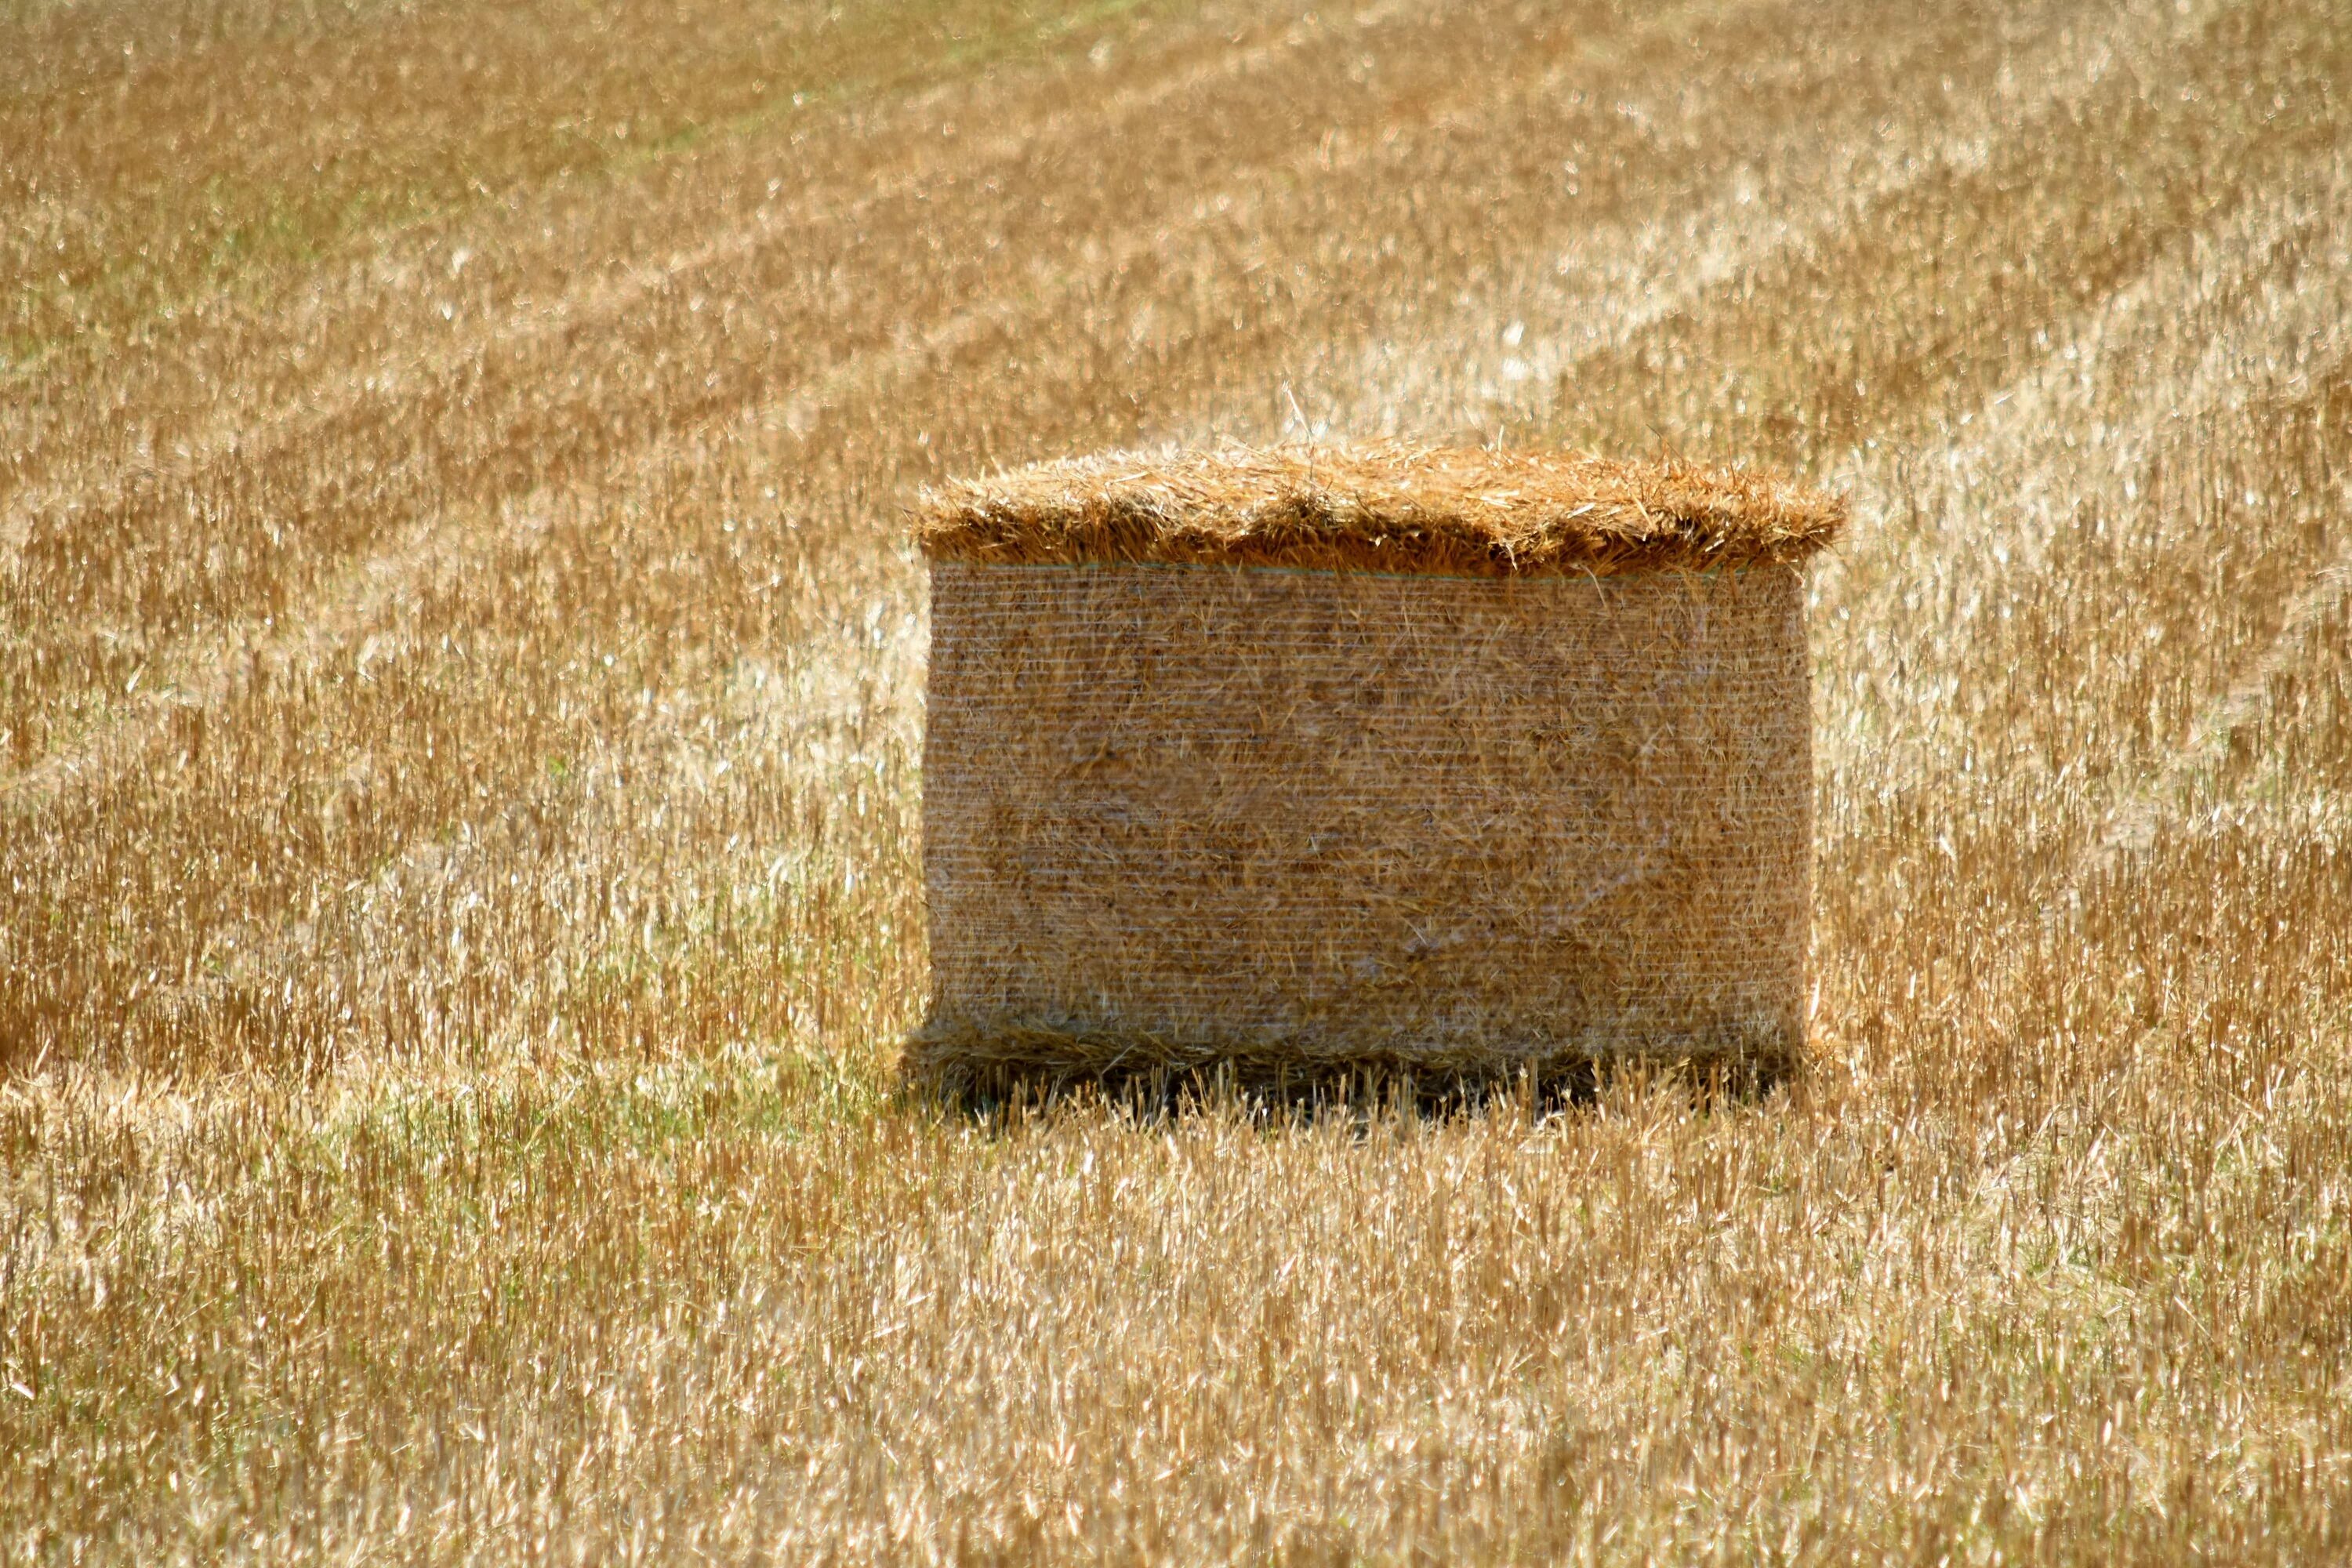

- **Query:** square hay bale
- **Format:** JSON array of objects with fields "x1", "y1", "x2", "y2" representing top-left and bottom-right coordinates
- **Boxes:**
[{"x1": 907, "y1": 442, "x2": 1846, "y2": 1094}]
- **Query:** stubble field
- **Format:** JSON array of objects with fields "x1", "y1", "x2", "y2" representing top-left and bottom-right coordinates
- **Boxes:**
[{"x1": 4, "y1": 0, "x2": 2351, "y2": 1558}]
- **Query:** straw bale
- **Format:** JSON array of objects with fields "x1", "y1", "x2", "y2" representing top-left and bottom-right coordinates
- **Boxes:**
[
  {"x1": 911, "y1": 553, "x2": 1817, "y2": 1094},
  {"x1": 916, "y1": 441, "x2": 1845, "y2": 579}
]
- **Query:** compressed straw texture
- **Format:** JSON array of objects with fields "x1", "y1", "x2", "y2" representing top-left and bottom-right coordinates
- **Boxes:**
[{"x1": 911, "y1": 557, "x2": 1815, "y2": 1092}]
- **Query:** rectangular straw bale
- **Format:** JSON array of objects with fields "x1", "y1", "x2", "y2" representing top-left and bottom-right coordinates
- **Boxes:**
[{"x1": 912, "y1": 557, "x2": 1813, "y2": 1091}]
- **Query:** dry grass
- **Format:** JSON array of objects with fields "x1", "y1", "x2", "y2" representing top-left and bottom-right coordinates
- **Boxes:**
[{"x1": 4, "y1": 0, "x2": 2351, "y2": 1558}]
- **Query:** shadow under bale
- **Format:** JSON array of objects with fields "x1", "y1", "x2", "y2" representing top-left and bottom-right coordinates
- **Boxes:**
[{"x1": 900, "y1": 1016, "x2": 1798, "y2": 1126}]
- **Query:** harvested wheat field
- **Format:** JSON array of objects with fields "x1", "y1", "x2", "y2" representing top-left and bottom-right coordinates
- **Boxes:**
[{"x1": 4, "y1": 0, "x2": 2350, "y2": 1558}]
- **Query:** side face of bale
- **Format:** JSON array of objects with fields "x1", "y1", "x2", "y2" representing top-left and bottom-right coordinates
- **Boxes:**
[{"x1": 913, "y1": 559, "x2": 1812, "y2": 1090}]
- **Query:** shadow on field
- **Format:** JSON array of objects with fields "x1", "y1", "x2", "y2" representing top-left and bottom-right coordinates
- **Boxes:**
[{"x1": 904, "y1": 1054, "x2": 1795, "y2": 1131}]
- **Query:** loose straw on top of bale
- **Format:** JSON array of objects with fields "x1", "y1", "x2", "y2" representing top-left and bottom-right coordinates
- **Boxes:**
[{"x1": 915, "y1": 441, "x2": 1846, "y2": 579}]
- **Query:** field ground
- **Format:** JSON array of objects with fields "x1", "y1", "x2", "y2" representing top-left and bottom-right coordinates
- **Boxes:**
[{"x1": 5, "y1": 0, "x2": 2352, "y2": 1558}]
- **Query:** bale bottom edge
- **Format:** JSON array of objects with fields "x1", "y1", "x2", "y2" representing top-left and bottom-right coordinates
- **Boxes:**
[{"x1": 900, "y1": 1014, "x2": 1802, "y2": 1106}]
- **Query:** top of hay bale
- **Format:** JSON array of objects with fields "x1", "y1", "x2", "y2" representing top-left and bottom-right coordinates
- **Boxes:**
[{"x1": 915, "y1": 442, "x2": 1845, "y2": 579}]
